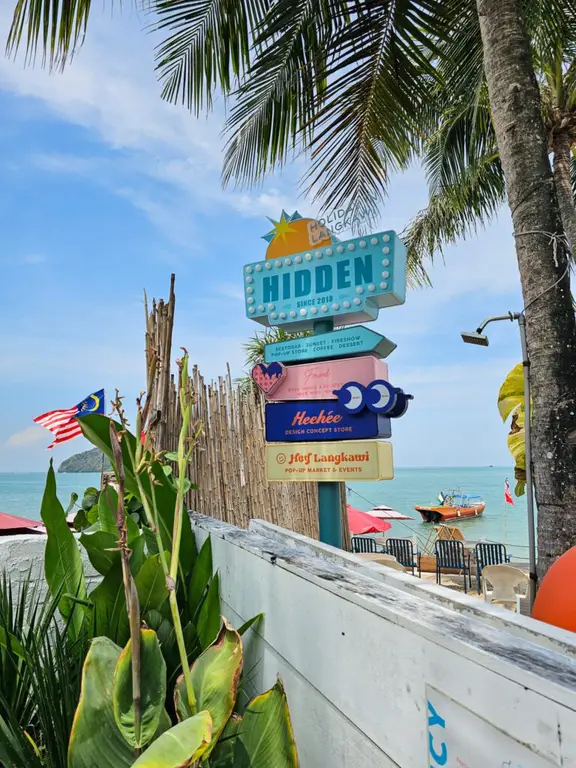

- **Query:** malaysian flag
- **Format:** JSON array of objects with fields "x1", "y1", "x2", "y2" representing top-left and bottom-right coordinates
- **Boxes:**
[
  {"x1": 504, "y1": 478, "x2": 515, "y2": 505},
  {"x1": 34, "y1": 390, "x2": 105, "y2": 449}
]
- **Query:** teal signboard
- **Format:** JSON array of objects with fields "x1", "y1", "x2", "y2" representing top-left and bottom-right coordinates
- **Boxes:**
[
  {"x1": 264, "y1": 326, "x2": 397, "y2": 364},
  {"x1": 244, "y1": 230, "x2": 406, "y2": 331}
]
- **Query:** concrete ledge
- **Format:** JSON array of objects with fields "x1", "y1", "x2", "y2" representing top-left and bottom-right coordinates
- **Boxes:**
[
  {"x1": 248, "y1": 518, "x2": 576, "y2": 657},
  {"x1": 192, "y1": 513, "x2": 576, "y2": 768}
]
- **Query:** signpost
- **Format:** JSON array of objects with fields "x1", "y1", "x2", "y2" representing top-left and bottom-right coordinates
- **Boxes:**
[
  {"x1": 264, "y1": 326, "x2": 396, "y2": 364},
  {"x1": 266, "y1": 440, "x2": 394, "y2": 482},
  {"x1": 264, "y1": 356, "x2": 390, "y2": 401},
  {"x1": 265, "y1": 401, "x2": 392, "y2": 442},
  {"x1": 242, "y1": 210, "x2": 408, "y2": 549}
]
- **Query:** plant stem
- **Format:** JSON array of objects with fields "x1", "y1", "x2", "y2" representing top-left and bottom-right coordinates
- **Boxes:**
[
  {"x1": 109, "y1": 422, "x2": 142, "y2": 751},
  {"x1": 116, "y1": 403, "x2": 197, "y2": 715}
]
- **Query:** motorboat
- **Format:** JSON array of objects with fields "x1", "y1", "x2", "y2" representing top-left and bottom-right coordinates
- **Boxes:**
[{"x1": 415, "y1": 490, "x2": 485, "y2": 523}]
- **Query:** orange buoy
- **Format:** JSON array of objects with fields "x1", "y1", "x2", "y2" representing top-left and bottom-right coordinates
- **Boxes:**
[{"x1": 532, "y1": 546, "x2": 576, "y2": 632}]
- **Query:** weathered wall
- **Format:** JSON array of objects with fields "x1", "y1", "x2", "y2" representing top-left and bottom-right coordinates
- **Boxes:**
[
  {"x1": 193, "y1": 515, "x2": 576, "y2": 768},
  {"x1": 2, "y1": 520, "x2": 576, "y2": 767}
]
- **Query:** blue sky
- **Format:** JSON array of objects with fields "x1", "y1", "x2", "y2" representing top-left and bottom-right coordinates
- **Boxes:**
[{"x1": 0, "y1": 6, "x2": 523, "y2": 471}]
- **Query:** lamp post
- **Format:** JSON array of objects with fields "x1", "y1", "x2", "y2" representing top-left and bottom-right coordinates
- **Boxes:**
[{"x1": 461, "y1": 312, "x2": 536, "y2": 608}]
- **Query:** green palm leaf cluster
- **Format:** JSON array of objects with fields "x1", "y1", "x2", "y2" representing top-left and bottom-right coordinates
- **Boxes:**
[{"x1": 7, "y1": 0, "x2": 576, "y2": 274}]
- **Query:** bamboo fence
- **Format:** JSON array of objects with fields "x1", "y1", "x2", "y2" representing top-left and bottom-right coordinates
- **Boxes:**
[{"x1": 145, "y1": 276, "x2": 350, "y2": 545}]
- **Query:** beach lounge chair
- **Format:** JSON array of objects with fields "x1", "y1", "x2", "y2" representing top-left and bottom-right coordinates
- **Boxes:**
[
  {"x1": 482, "y1": 564, "x2": 529, "y2": 612},
  {"x1": 385, "y1": 538, "x2": 421, "y2": 576},
  {"x1": 351, "y1": 536, "x2": 383, "y2": 554},
  {"x1": 474, "y1": 542, "x2": 511, "y2": 593},
  {"x1": 435, "y1": 540, "x2": 472, "y2": 593}
]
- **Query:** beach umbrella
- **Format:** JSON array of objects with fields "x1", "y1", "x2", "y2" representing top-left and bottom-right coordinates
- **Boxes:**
[
  {"x1": 347, "y1": 504, "x2": 392, "y2": 535},
  {"x1": 369, "y1": 505, "x2": 413, "y2": 521}
]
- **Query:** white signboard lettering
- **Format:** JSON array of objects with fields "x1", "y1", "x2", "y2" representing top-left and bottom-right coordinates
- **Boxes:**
[{"x1": 427, "y1": 687, "x2": 555, "y2": 768}]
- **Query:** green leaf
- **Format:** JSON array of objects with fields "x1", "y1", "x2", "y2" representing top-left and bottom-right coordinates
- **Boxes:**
[
  {"x1": 80, "y1": 530, "x2": 119, "y2": 576},
  {"x1": 174, "y1": 622, "x2": 243, "y2": 756},
  {"x1": 498, "y1": 363, "x2": 524, "y2": 421},
  {"x1": 210, "y1": 715, "x2": 246, "y2": 768},
  {"x1": 238, "y1": 679, "x2": 299, "y2": 767},
  {"x1": 238, "y1": 613, "x2": 263, "y2": 637},
  {"x1": 68, "y1": 637, "x2": 136, "y2": 768},
  {"x1": 0, "y1": 626, "x2": 25, "y2": 659},
  {"x1": 188, "y1": 538, "x2": 213, "y2": 619},
  {"x1": 135, "y1": 554, "x2": 169, "y2": 616},
  {"x1": 197, "y1": 572, "x2": 221, "y2": 649},
  {"x1": 131, "y1": 711, "x2": 213, "y2": 767},
  {"x1": 89, "y1": 563, "x2": 128, "y2": 644},
  {"x1": 113, "y1": 629, "x2": 167, "y2": 749},
  {"x1": 41, "y1": 461, "x2": 86, "y2": 641},
  {"x1": 81, "y1": 487, "x2": 99, "y2": 512},
  {"x1": 78, "y1": 414, "x2": 196, "y2": 578}
]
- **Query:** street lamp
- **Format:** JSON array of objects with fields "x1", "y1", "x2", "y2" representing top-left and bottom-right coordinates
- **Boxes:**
[{"x1": 461, "y1": 312, "x2": 537, "y2": 608}]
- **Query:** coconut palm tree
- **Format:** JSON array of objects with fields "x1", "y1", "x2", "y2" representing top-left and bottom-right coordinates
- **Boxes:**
[
  {"x1": 8, "y1": 0, "x2": 576, "y2": 575},
  {"x1": 404, "y1": 7, "x2": 576, "y2": 262}
]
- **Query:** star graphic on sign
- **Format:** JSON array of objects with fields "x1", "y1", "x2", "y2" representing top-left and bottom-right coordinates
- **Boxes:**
[{"x1": 261, "y1": 210, "x2": 302, "y2": 244}]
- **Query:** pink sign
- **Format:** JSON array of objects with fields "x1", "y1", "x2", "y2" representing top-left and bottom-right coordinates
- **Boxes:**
[{"x1": 266, "y1": 356, "x2": 389, "y2": 401}]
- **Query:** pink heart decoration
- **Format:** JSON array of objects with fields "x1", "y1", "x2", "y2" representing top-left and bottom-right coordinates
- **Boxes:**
[{"x1": 251, "y1": 362, "x2": 286, "y2": 395}]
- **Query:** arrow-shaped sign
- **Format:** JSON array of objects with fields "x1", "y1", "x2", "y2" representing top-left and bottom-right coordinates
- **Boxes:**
[{"x1": 264, "y1": 326, "x2": 396, "y2": 364}]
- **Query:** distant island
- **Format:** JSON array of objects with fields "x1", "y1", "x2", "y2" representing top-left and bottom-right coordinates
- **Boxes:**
[{"x1": 58, "y1": 448, "x2": 111, "y2": 473}]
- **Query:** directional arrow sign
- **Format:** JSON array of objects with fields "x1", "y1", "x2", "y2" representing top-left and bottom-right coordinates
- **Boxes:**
[{"x1": 264, "y1": 326, "x2": 396, "y2": 364}]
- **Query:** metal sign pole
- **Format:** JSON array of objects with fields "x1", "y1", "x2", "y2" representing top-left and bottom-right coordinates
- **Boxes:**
[
  {"x1": 313, "y1": 317, "x2": 343, "y2": 548},
  {"x1": 518, "y1": 314, "x2": 537, "y2": 608}
]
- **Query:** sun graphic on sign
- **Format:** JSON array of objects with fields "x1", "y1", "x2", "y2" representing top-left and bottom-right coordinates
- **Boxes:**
[{"x1": 262, "y1": 210, "x2": 334, "y2": 260}]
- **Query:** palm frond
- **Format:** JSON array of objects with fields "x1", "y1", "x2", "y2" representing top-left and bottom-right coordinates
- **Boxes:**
[
  {"x1": 243, "y1": 326, "x2": 311, "y2": 367},
  {"x1": 7, "y1": 0, "x2": 101, "y2": 68},
  {"x1": 402, "y1": 151, "x2": 505, "y2": 268},
  {"x1": 153, "y1": 0, "x2": 271, "y2": 114},
  {"x1": 222, "y1": 0, "x2": 347, "y2": 188}
]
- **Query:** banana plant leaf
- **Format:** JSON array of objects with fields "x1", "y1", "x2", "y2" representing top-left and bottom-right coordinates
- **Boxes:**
[
  {"x1": 68, "y1": 637, "x2": 136, "y2": 768},
  {"x1": 89, "y1": 563, "x2": 129, "y2": 644},
  {"x1": 41, "y1": 461, "x2": 87, "y2": 641},
  {"x1": 113, "y1": 629, "x2": 167, "y2": 749},
  {"x1": 78, "y1": 414, "x2": 196, "y2": 578},
  {"x1": 174, "y1": 622, "x2": 243, "y2": 757},
  {"x1": 69, "y1": 637, "x2": 171, "y2": 768},
  {"x1": 197, "y1": 572, "x2": 221, "y2": 649},
  {"x1": 498, "y1": 364, "x2": 526, "y2": 496},
  {"x1": 131, "y1": 711, "x2": 213, "y2": 767},
  {"x1": 188, "y1": 538, "x2": 213, "y2": 620},
  {"x1": 238, "y1": 679, "x2": 299, "y2": 767}
]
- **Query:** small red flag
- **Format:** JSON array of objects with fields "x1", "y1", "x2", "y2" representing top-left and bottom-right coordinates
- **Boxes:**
[{"x1": 504, "y1": 478, "x2": 515, "y2": 505}]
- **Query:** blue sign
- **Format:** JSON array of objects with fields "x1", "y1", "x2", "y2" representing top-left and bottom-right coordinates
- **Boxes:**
[
  {"x1": 265, "y1": 401, "x2": 392, "y2": 442},
  {"x1": 244, "y1": 230, "x2": 406, "y2": 330},
  {"x1": 264, "y1": 326, "x2": 397, "y2": 364},
  {"x1": 333, "y1": 381, "x2": 413, "y2": 417}
]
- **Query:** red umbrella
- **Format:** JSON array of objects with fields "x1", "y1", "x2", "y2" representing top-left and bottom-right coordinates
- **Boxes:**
[{"x1": 347, "y1": 504, "x2": 392, "y2": 535}]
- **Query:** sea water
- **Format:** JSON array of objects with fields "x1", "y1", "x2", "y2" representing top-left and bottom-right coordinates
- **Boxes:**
[
  {"x1": 348, "y1": 466, "x2": 530, "y2": 559},
  {"x1": 0, "y1": 467, "x2": 529, "y2": 558}
]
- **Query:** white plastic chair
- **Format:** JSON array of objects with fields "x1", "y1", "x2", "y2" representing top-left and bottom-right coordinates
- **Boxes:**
[{"x1": 482, "y1": 564, "x2": 529, "y2": 612}]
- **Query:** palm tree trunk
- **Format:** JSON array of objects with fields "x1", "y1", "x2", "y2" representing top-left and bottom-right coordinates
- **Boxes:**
[
  {"x1": 553, "y1": 133, "x2": 576, "y2": 254},
  {"x1": 476, "y1": 0, "x2": 576, "y2": 577}
]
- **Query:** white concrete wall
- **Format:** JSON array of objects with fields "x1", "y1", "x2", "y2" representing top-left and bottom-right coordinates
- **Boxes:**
[
  {"x1": 2, "y1": 521, "x2": 576, "y2": 768},
  {"x1": 193, "y1": 515, "x2": 576, "y2": 768}
]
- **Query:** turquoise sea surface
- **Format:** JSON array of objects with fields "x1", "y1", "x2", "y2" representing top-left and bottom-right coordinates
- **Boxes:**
[{"x1": 0, "y1": 467, "x2": 529, "y2": 558}]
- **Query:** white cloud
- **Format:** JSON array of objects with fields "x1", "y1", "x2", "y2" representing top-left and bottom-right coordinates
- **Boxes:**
[
  {"x1": 6, "y1": 425, "x2": 48, "y2": 447},
  {"x1": 23, "y1": 253, "x2": 47, "y2": 264}
]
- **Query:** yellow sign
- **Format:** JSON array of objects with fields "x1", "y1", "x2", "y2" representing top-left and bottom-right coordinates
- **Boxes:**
[{"x1": 266, "y1": 440, "x2": 393, "y2": 482}]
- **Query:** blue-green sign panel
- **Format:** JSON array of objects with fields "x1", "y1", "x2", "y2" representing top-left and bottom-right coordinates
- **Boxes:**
[
  {"x1": 244, "y1": 230, "x2": 406, "y2": 331},
  {"x1": 264, "y1": 326, "x2": 396, "y2": 364}
]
